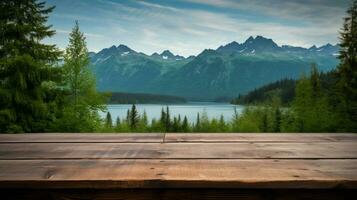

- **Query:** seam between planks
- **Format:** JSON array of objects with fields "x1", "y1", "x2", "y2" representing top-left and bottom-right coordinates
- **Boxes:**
[{"x1": 1, "y1": 158, "x2": 357, "y2": 160}]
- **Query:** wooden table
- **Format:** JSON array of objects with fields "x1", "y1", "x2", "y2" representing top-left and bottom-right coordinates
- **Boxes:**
[{"x1": 0, "y1": 133, "x2": 357, "y2": 199}]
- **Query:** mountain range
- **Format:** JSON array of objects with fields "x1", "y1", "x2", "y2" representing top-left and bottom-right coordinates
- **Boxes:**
[{"x1": 90, "y1": 36, "x2": 339, "y2": 100}]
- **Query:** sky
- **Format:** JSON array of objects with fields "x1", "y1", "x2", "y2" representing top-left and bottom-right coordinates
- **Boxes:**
[{"x1": 45, "y1": 0, "x2": 352, "y2": 57}]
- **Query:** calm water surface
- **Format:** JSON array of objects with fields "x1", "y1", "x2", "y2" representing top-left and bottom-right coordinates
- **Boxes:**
[{"x1": 102, "y1": 102, "x2": 245, "y2": 123}]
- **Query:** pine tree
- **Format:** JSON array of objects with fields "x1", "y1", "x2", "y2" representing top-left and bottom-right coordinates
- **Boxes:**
[
  {"x1": 55, "y1": 21, "x2": 105, "y2": 132},
  {"x1": 336, "y1": 0, "x2": 357, "y2": 131},
  {"x1": 310, "y1": 64, "x2": 321, "y2": 98},
  {"x1": 195, "y1": 113, "x2": 200, "y2": 132},
  {"x1": 273, "y1": 107, "x2": 281, "y2": 132},
  {"x1": 105, "y1": 112, "x2": 112, "y2": 128},
  {"x1": 126, "y1": 109, "x2": 130, "y2": 123},
  {"x1": 139, "y1": 110, "x2": 148, "y2": 131},
  {"x1": 219, "y1": 115, "x2": 227, "y2": 132},
  {"x1": 165, "y1": 106, "x2": 171, "y2": 131},
  {"x1": 141, "y1": 110, "x2": 148, "y2": 125},
  {"x1": 182, "y1": 116, "x2": 189, "y2": 132},
  {"x1": 129, "y1": 104, "x2": 139, "y2": 130},
  {"x1": 292, "y1": 71, "x2": 334, "y2": 132},
  {"x1": 261, "y1": 112, "x2": 268, "y2": 132},
  {"x1": 172, "y1": 116, "x2": 179, "y2": 132},
  {"x1": 116, "y1": 117, "x2": 121, "y2": 127},
  {"x1": 0, "y1": 0, "x2": 62, "y2": 132},
  {"x1": 160, "y1": 107, "x2": 166, "y2": 129}
]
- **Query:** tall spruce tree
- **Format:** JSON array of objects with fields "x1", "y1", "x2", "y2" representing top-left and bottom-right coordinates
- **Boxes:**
[
  {"x1": 0, "y1": 0, "x2": 62, "y2": 132},
  {"x1": 129, "y1": 104, "x2": 139, "y2": 130},
  {"x1": 115, "y1": 116, "x2": 121, "y2": 127},
  {"x1": 182, "y1": 116, "x2": 189, "y2": 132},
  {"x1": 57, "y1": 21, "x2": 106, "y2": 132},
  {"x1": 165, "y1": 106, "x2": 171, "y2": 131},
  {"x1": 291, "y1": 66, "x2": 335, "y2": 132},
  {"x1": 160, "y1": 107, "x2": 166, "y2": 128},
  {"x1": 273, "y1": 107, "x2": 281, "y2": 132},
  {"x1": 195, "y1": 113, "x2": 200, "y2": 132},
  {"x1": 105, "y1": 112, "x2": 112, "y2": 128},
  {"x1": 336, "y1": 0, "x2": 357, "y2": 131}
]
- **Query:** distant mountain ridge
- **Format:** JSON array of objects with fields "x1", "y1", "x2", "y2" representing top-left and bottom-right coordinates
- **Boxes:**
[
  {"x1": 90, "y1": 36, "x2": 339, "y2": 100},
  {"x1": 217, "y1": 36, "x2": 338, "y2": 55}
]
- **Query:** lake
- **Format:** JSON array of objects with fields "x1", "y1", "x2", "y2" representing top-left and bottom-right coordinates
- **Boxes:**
[{"x1": 102, "y1": 102, "x2": 245, "y2": 124}]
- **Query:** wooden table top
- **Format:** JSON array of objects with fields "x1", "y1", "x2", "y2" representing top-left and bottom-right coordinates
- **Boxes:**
[{"x1": 0, "y1": 133, "x2": 356, "y2": 189}]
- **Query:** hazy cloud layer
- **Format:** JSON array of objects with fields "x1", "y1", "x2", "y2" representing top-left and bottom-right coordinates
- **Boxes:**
[{"x1": 46, "y1": 0, "x2": 351, "y2": 56}]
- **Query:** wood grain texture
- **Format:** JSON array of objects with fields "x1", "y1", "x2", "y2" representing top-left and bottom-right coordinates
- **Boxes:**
[
  {"x1": 0, "y1": 142, "x2": 356, "y2": 159},
  {"x1": 0, "y1": 159, "x2": 356, "y2": 189},
  {"x1": 0, "y1": 133, "x2": 357, "y2": 199},
  {"x1": 165, "y1": 133, "x2": 357, "y2": 143},
  {"x1": 0, "y1": 133, "x2": 164, "y2": 143}
]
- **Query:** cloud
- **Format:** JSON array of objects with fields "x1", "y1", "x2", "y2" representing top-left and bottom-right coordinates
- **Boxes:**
[
  {"x1": 55, "y1": 29, "x2": 104, "y2": 38},
  {"x1": 184, "y1": 0, "x2": 348, "y2": 23},
  {"x1": 46, "y1": 0, "x2": 350, "y2": 56}
]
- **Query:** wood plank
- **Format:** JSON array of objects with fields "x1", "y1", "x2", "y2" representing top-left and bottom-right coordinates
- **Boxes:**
[
  {"x1": 165, "y1": 133, "x2": 357, "y2": 143},
  {"x1": 0, "y1": 159, "x2": 356, "y2": 189},
  {"x1": 0, "y1": 133, "x2": 164, "y2": 143},
  {"x1": 2, "y1": 133, "x2": 356, "y2": 143},
  {"x1": 2, "y1": 189, "x2": 356, "y2": 200},
  {"x1": 0, "y1": 142, "x2": 356, "y2": 159}
]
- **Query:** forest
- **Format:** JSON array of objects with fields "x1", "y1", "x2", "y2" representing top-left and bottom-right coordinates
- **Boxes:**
[
  {"x1": 0, "y1": 0, "x2": 356, "y2": 133},
  {"x1": 109, "y1": 92, "x2": 186, "y2": 104}
]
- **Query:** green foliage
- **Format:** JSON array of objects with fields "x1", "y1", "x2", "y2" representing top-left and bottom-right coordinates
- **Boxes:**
[
  {"x1": 129, "y1": 104, "x2": 139, "y2": 130},
  {"x1": 273, "y1": 107, "x2": 282, "y2": 132},
  {"x1": 109, "y1": 92, "x2": 186, "y2": 104},
  {"x1": 165, "y1": 106, "x2": 170, "y2": 131},
  {"x1": 285, "y1": 65, "x2": 337, "y2": 132},
  {"x1": 105, "y1": 112, "x2": 113, "y2": 128},
  {"x1": 334, "y1": 0, "x2": 357, "y2": 132},
  {"x1": 232, "y1": 79, "x2": 296, "y2": 106},
  {"x1": 0, "y1": 0, "x2": 62, "y2": 132},
  {"x1": 53, "y1": 21, "x2": 107, "y2": 132},
  {"x1": 137, "y1": 110, "x2": 148, "y2": 132},
  {"x1": 181, "y1": 116, "x2": 190, "y2": 132},
  {"x1": 232, "y1": 107, "x2": 264, "y2": 132}
]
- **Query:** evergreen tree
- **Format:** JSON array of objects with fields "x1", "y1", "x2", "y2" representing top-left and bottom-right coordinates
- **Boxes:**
[
  {"x1": 129, "y1": 104, "x2": 139, "y2": 130},
  {"x1": 310, "y1": 64, "x2": 321, "y2": 98},
  {"x1": 336, "y1": 0, "x2": 357, "y2": 131},
  {"x1": 56, "y1": 21, "x2": 105, "y2": 132},
  {"x1": 219, "y1": 115, "x2": 227, "y2": 132},
  {"x1": 172, "y1": 116, "x2": 179, "y2": 132},
  {"x1": 200, "y1": 110, "x2": 210, "y2": 131},
  {"x1": 0, "y1": 0, "x2": 62, "y2": 132},
  {"x1": 291, "y1": 68, "x2": 335, "y2": 132},
  {"x1": 195, "y1": 113, "x2": 200, "y2": 132},
  {"x1": 116, "y1": 117, "x2": 121, "y2": 127},
  {"x1": 261, "y1": 112, "x2": 268, "y2": 132},
  {"x1": 165, "y1": 106, "x2": 171, "y2": 131},
  {"x1": 138, "y1": 110, "x2": 148, "y2": 131},
  {"x1": 105, "y1": 112, "x2": 112, "y2": 128},
  {"x1": 160, "y1": 107, "x2": 166, "y2": 127},
  {"x1": 231, "y1": 107, "x2": 240, "y2": 131},
  {"x1": 141, "y1": 110, "x2": 148, "y2": 126},
  {"x1": 126, "y1": 109, "x2": 130, "y2": 123},
  {"x1": 273, "y1": 107, "x2": 281, "y2": 132},
  {"x1": 176, "y1": 115, "x2": 182, "y2": 132},
  {"x1": 182, "y1": 116, "x2": 189, "y2": 132}
]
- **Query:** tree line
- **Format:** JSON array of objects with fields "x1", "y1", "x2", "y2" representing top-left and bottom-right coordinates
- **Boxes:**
[
  {"x1": 109, "y1": 92, "x2": 186, "y2": 104},
  {"x1": 100, "y1": 103, "x2": 303, "y2": 133}
]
